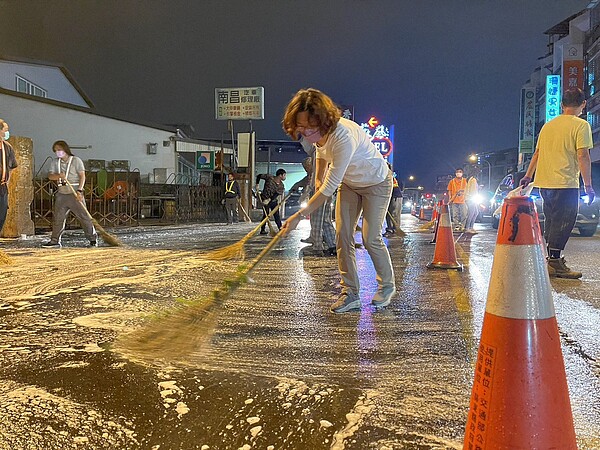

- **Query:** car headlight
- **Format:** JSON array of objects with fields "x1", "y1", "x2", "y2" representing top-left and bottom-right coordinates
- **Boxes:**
[
  {"x1": 405, "y1": 201, "x2": 412, "y2": 208},
  {"x1": 472, "y1": 194, "x2": 483, "y2": 204},
  {"x1": 301, "y1": 201, "x2": 308, "y2": 208}
]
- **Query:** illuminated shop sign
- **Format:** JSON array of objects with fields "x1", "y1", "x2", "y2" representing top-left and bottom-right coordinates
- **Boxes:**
[
  {"x1": 545, "y1": 75, "x2": 561, "y2": 122},
  {"x1": 360, "y1": 116, "x2": 394, "y2": 165}
]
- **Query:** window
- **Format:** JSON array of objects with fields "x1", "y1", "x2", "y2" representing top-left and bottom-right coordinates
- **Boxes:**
[{"x1": 15, "y1": 75, "x2": 47, "y2": 98}]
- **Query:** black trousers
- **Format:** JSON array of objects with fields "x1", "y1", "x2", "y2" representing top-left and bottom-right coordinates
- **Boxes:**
[
  {"x1": 540, "y1": 188, "x2": 579, "y2": 251},
  {"x1": 0, "y1": 189, "x2": 8, "y2": 233},
  {"x1": 261, "y1": 199, "x2": 282, "y2": 231}
]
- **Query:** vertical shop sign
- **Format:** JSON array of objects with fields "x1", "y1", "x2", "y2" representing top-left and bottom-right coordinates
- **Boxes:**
[
  {"x1": 545, "y1": 75, "x2": 561, "y2": 123},
  {"x1": 562, "y1": 44, "x2": 584, "y2": 93},
  {"x1": 519, "y1": 87, "x2": 536, "y2": 154}
]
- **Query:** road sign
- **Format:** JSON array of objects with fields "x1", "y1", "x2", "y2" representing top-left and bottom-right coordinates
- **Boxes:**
[
  {"x1": 196, "y1": 151, "x2": 215, "y2": 170},
  {"x1": 215, "y1": 87, "x2": 264, "y2": 120}
]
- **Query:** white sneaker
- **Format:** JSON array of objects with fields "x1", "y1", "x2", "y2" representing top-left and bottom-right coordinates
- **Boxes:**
[{"x1": 371, "y1": 286, "x2": 396, "y2": 309}]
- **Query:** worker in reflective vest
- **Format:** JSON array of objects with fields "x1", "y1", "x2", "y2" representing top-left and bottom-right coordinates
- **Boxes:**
[{"x1": 223, "y1": 172, "x2": 241, "y2": 225}]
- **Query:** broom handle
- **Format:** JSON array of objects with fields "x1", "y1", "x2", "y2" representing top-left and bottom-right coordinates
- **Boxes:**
[
  {"x1": 243, "y1": 227, "x2": 285, "y2": 275},
  {"x1": 237, "y1": 198, "x2": 252, "y2": 222},
  {"x1": 64, "y1": 179, "x2": 95, "y2": 220},
  {"x1": 386, "y1": 210, "x2": 398, "y2": 228},
  {"x1": 249, "y1": 193, "x2": 291, "y2": 236}
]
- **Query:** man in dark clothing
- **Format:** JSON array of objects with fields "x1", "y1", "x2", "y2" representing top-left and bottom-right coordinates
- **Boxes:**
[
  {"x1": 0, "y1": 119, "x2": 18, "y2": 235},
  {"x1": 255, "y1": 168, "x2": 286, "y2": 234},
  {"x1": 223, "y1": 172, "x2": 241, "y2": 224},
  {"x1": 384, "y1": 174, "x2": 403, "y2": 237}
]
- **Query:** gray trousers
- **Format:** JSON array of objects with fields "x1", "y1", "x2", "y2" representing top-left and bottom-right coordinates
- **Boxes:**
[
  {"x1": 309, "y1": 194, "x2": 336, "y2": 251},
  {"x1": 224, "y1": 197, "x2": 238, "y2": 223},
  {"x1": 336, "y1": 170, "x2": 394, "y2": 295},
  {"x1": 51, "y1": 192, "x2": 97, "y2": 243},
  {"x1": 450, "y1": 202, "x2": 468, "y2": 229}
]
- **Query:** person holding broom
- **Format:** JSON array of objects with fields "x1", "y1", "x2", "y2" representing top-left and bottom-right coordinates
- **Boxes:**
[
  {"x1": 42, "y1": 140, "x2": 98, "y2": 248},
  {"x1": 256, "y1": 168, "x2": 286, "y2": 235},
  {"x1": 281, "y1": 88, "x2": 395, "y2": 313}
]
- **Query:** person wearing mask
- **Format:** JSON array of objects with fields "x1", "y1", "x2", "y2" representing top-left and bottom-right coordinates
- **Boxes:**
[
  {"x1": 281, "y1": 88, "x2": 395, "y2": 313},
  {"x1": 223, "y1": 172, "x2": 241, "y2": 225},
  {"x1": 447, "y1": 168, "x2": 468, "y2": 232},
  {"x1": 0, "y1": 119, "x2": 17, "y2": 235},
  {"x1": 464, "y1": 166, "x2": 481, "y2": 234},
  {"x1": 255, "y1": 168, "x2": 286, "y2": 235},
  {"x1": 520, "y1": 87, "x2": 595, "y2": 278},
  {"x1": 42, "y1": 140, "x2": 98, "y2": 248}
]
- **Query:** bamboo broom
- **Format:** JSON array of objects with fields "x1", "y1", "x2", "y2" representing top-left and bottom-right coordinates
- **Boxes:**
[
  {"x1": 204, "y1": 193, "x2": 290, "y2": 260},
  {"x1": 65, "y1": 180, "x2": 122, "y2": 247},
  {"x1": 261, "y1": 203, "x2": 277, "y2": 236},
  {"x1": 115, "y1": 226, "x2": 287, "y2": 364},
  {"x1": 0, "y1": 249, "x2": 12, "y2": 265},
  {"x1": 386, "y1": 210, "x2": 406, "y2": 237}
]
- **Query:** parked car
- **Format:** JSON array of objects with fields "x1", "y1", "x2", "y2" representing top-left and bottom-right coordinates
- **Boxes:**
[
  {"x1": 401, "y1": 198, "x2": 413, "y2": 214},
  {"x1": 411, "y1": 193, "x2": 437, "y2": 220},
  {"x1": 490, "y1": 174, "x2": 599, "y2": 237}
]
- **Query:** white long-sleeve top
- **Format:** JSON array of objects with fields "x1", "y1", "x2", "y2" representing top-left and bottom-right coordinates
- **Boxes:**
[{"x1": 315, "y1": 118, "x2": 388, "y2": 197}]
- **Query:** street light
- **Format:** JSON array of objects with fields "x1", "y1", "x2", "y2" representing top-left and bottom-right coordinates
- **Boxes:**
[
  {"x1": 469, "y1": 154, "x2": 492, "y2": 191},
  {"x1": 408, "y1": 175, "x2": 415, "y2": 182}
]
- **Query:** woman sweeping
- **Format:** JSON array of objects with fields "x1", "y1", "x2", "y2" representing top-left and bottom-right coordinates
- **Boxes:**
[{"x1": 281, "y1": 88, "x2": 395, "y2": 313}]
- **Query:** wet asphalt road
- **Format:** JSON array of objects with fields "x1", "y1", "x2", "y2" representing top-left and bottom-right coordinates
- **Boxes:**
[{"x1": 0, "y1": 215, "x2": 599, "y2": 449}]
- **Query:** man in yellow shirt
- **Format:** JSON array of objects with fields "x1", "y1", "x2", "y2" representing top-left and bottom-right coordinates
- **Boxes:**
[
  {"x1": 521, "y1": 88, "x2": 595, "y2": 279},
  {"x1": 447, "y1": 168, "x2": 468, "y2": 231}
]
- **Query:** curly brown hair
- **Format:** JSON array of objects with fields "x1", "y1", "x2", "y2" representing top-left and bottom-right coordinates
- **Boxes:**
[{"x1": 282, "y1": 88, "x2": 341, "y2": 140}]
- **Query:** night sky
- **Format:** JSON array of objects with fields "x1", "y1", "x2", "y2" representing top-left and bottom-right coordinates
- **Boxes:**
[{"x1": 0, "y1": 0, "x2": 591, "y2": 188}]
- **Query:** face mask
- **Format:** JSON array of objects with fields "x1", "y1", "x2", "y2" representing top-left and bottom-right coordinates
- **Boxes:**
[
  {"x1": 303, "y1": 128, "x2": 322, "y2": 144},
  {"x1": 55, "y1": 150, "x2": 66, "y2": 158},
  {"x1": 456, "y1": 173, "x2": 463, "y2": 178},
  {"x1": 3, "y1": 131, "x2": 9, "y2": 140}
]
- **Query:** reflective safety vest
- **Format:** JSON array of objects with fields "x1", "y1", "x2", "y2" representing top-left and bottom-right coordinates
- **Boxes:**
[{"x1": 225, "y1": 181, "x2": 236, "y2": 194}]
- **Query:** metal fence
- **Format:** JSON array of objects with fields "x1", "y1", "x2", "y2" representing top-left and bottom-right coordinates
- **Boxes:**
[{"x1": 33, "y1": 171, "x2": 225, "y2": 231}]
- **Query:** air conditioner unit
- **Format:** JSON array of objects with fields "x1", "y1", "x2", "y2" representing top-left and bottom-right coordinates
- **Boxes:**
[{"x1": 147, "y1": 143, "x2": 158, "y2": 154}]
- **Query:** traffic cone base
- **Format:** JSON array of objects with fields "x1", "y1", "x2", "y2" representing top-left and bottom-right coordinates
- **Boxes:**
[
  {"x1": 463, "y1": 196, "x2": 576, "y2": 450},
  {"x1": 465, "y1": 313, "x2": 575, "y2": 449}
]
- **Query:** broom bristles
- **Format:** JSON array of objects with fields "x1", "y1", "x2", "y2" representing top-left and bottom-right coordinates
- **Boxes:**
[
  {"x1": 0, "y1": 250, "x2": 12, "y2": 265},
  {"x1": 93, "y1": 219, "x2": 122, "y2": 247},
  {"x1": 116, "y1": 230, "x2": 285, "y2": 363},
  {"x1": 205, "y1": 194, "x2": 290, "y2": 261}
]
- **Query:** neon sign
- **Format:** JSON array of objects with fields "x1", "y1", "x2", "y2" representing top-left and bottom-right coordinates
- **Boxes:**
[
  {"x1": 545, "y1": 75, "x2": 561, "y2": 122},
  {"x1": 360, "y1": 116, "x2": 394, "y2": 165}
]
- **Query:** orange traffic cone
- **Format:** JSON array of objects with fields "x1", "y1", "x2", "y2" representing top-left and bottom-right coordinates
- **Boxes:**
[
  {"x1": 427, "y1": 204, "x2": 462, "y2": 270},
  {"x1": 463, "y1": 196, "x2": 576, "y2": 450},
  {"x1": 418, "y1": 206, "x2": 426, "y2": 220},
  {"x1": 431, "y1": 200, "x2": 441, "y2": 223}
]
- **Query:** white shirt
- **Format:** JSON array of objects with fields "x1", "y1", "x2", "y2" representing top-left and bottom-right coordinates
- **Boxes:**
[{"x1": 316, "y1": 118, "x2": 388, "y2": 197}]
